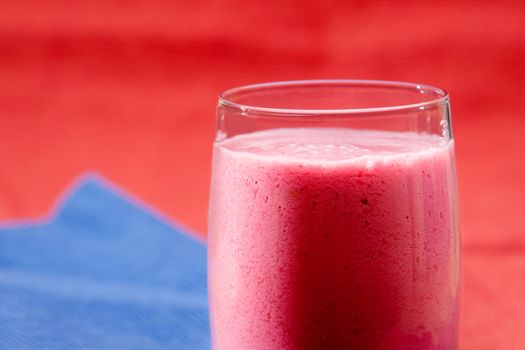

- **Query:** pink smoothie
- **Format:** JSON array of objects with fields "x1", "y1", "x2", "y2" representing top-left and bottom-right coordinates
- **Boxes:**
[{"x1": 208, "y1": 128, "x2": 459, "y2": 350}]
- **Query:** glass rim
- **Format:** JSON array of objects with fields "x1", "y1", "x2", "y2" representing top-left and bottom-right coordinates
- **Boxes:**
[{"x1": 218, "y1": 79, "x2": 449, "y2": 116}]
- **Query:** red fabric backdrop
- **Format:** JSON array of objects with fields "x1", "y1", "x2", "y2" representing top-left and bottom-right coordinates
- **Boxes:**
[{"x1": 1, "y1": 1, "x2": 524, "y2": 348}]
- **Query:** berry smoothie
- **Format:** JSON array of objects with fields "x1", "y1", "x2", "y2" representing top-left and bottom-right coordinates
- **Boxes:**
[{"x1": 208, "y1": 128, "x2": 459, "y2": 350}]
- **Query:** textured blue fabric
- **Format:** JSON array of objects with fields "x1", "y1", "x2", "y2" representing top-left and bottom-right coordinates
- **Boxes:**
[{"x1": 0, "y1": 175, "x2": 210, "y2": 349}]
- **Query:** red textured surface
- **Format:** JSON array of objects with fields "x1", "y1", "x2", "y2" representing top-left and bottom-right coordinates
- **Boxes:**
[{"x1": 1, "y1": 1, "x2": 524, "y2": 348}]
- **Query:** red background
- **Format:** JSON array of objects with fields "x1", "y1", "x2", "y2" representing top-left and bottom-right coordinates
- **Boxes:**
[{"x1": 1, "y1": 1, "x2": 524, "y2": 348}]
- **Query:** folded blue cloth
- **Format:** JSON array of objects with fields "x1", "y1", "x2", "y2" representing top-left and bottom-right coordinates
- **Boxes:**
[{"x1": 0, "y1": 175, "x2": 210, "y2": 349}]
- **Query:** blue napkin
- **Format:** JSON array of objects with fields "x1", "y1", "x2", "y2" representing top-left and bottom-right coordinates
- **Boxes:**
[{"x1": 0, "y1": 175, "x2": 210, "y2": 349}]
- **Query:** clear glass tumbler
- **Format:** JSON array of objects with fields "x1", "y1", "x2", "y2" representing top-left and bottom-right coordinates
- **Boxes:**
[{"x1": 208, "y1": 80, "x2": 460, "y2": 350}]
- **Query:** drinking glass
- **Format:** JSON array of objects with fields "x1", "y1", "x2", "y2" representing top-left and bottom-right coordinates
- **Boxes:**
[{"x1": 208, "y1": 80, "x2": 460, "y2": 350}]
